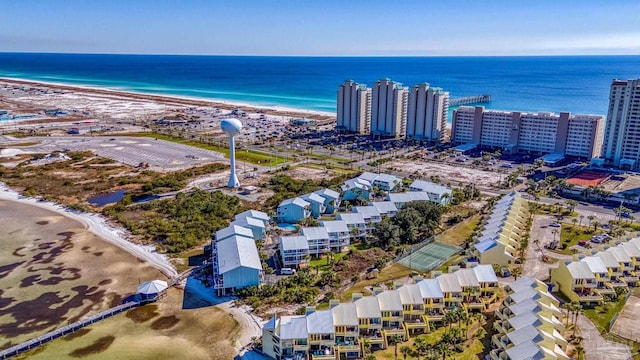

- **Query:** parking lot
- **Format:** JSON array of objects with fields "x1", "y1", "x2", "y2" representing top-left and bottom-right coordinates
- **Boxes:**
[{"x1": 27, "y1": 136, "x2": 226, "y2": 171}]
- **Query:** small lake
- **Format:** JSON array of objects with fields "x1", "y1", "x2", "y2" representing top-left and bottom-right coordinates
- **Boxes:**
[{"x1": 88, "y1": 189, "x2": 126, "y2": 206}]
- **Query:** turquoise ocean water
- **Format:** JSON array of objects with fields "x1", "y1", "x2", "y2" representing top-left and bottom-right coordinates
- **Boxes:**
[{"x1": 0, "y1": 53, "x2": 638, "y2": 119}]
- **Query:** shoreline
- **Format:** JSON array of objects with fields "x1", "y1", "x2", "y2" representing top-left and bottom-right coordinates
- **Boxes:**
[
  {"x1": 0, "y1": 182, "x2": 177, "y2": 278},
  {"x1": 0, "y1": 77, "x2": 336, "y2": 120}
]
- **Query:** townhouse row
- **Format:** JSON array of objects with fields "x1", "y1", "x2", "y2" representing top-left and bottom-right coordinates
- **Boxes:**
[
  {"x1": 262, "y1": 264, "x2": 499, "y2": 360},
  {"x1": 472, "y1": 192, "x2": 529, "y2": 266},
  {"x1": 490, "y1": 276, "x2": 569, "y2": 360},
  {"x1": 551, "y1": 237, "x2": 640, "y2": 306},
  {"x1": 211, "y1": 210, "x2": 270, "y2": 295}
]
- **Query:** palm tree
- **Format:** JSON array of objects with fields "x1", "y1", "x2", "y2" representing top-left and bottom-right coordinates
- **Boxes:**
[
  {"x1": 362, "y1": 338, "x2": 372, "y2": 356},
  {"x1": 400, "y1": 345, "x2": 411, "y2": 360},
  {"x1": 572, "y1": 218, "x2": 578, "y2": 228},
  {"x1": 587, "y1": 215, "x2": 595, "y2": 228},
  {"x1": 579, "y1": 215, "x2": 585, "y2": 227},
  {"x1": 436, "y1": 340, "x2": 453, "y2": 360},
  {"x1": 413, "y1": 336, "x2": 429, "y2": 359},
  {"x1": 511, "y1": 266, "x2": 522, "y2": 280},
  {"x1": 593, "y1": 221, "x2": 600, "y2": 232},
  {"x1": 389, "y1": 334, "x2": 403, "y2": 360},
  {"x1": 561, "y1": 302, "x2": 572, "y2": 327},
  {"x1": 575, "y1": 345, "x2": 585, "y2": 360}
]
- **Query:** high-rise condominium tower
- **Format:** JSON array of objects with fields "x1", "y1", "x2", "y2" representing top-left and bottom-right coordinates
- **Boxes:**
[
  {"x1": 407, "y1": 83, "x2": 449, "y2": 143},
  {"x1": 336, "y1": 80, "x2": 372, "y2": 135},
  {"x1": 371, "y1": 78, "x2": 408, "y2": 138},
  {"x1": 602, "y1": 79, "x2": 640, "y2": 169}
]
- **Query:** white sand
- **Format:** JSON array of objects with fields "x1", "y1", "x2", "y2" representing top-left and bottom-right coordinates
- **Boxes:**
[{"x1": 0, "y1": 182, "x2": 177, "y2": 278}]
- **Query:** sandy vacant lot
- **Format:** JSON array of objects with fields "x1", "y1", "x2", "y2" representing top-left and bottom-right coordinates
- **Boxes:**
[
  {"x1": 383, "y1": 159, "x2": 502, "y2": 185},
  {"x1": 0, "y1": 200, "x2": 238, "y2": 358}
]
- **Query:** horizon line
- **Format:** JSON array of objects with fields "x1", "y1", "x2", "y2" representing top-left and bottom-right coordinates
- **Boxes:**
[{"x1": 1, "y1": 51, "x2": 639, "y2": 58}]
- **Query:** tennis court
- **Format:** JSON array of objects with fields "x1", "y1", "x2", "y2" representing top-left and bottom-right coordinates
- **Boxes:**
[
  {"x1": 398, "y1": 241, "x2": 460, "y2": 271},
  {"x1": 566, "y1": 170, "x2": 611, "y2": 186}
]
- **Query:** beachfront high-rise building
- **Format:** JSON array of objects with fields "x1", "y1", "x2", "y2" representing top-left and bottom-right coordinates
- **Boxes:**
[
  {"x1": 451, "y1": 106, "x2": 604, "y2": 158},
  {"x1": 406, "y1": 83, "x2": 449, "y2": 143},
  {"x1": 602, "y1": 79, "x2": 640, "y2": 169},
  {"x1": 336, "y1": 80, "x2": 372, "y2": 135},
  {"x1": 371, "y1": 78, "x2": 408, "y2": 138}
]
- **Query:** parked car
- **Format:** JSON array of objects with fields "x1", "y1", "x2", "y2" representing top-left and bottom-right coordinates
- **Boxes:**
[
  {"x1": 578, "y1": 241, "x2": 588, "y2": 246},
  {"x1": 280, "y1": 268, "x2": 296, "y2": 275},
  {"x1": 550, "y1": 222, "x2": 561, "y2": 227}
]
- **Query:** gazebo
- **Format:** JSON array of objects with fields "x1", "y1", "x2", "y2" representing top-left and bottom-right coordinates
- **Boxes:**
[{"x1": 137, "y1": 280, "x2": 168, "y2": 301}]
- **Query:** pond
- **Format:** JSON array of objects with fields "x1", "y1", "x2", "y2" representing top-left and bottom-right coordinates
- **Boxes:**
[{"x1": 88, "y1": 189, "x2": 126, "y2": 207}]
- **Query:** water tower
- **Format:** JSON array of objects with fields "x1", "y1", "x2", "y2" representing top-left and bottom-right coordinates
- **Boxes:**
[{"x1": 220, "y1": 118, "x2": 243, "y2": 188}]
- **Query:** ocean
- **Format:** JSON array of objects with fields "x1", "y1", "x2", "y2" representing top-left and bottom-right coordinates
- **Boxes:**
[{"x1": 0, "y1": 53, "x2": 638, "y2": 118}]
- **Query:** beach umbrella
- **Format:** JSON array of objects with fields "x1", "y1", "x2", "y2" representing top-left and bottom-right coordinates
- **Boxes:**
[{"x1": 137, "y1": 280, "x2": 168, "y2": 295}]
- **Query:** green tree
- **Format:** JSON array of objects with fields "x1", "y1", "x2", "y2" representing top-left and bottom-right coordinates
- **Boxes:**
[
  {"x1": 400, "y1": 345, "x2": 411, "y2": 360},
  {"x1": 373, "y1": 217, "x2": 400, "y2": 249},
  {"x1": 389, "y1": 334, "x2": 403, "y2": 360}
]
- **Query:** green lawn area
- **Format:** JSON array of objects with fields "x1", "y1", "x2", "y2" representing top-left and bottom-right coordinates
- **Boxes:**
[
  {"x1": 584, "y1": 294, "x2": 628, "y2": 332},
  {"x1": 140, "y1": 133, "x2": 286, "y2": 166},
  {"x1": 340, "y1": 263, "x2": 416, "y2": 301},
  {"x1": 438, "y1": 215, "x2": 481, "y2": 246},
  {"x1": 550, "y1": 224, "x2": 606, "y2": 255},
  {"x1": 373, "y1": 323, "x2": 484, "y2": 360}
]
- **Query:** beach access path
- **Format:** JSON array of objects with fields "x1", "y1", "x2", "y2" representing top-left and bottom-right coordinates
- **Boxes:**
[{"x1": 0, "y1": 182, "x2": 177, "y2": 278}]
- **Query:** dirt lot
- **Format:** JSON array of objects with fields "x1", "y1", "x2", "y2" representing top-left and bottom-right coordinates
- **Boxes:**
[
  {"x1": 611, "y1": 293, "x2": 640, "y2": 343},
  {"x1": 382, "y1": 159, "x2": 502, "y2": 185}
]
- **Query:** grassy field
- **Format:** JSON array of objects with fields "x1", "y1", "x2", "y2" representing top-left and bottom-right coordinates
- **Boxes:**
[
  {"x1": 584, "y1": 294, "x2": 628, "y2": 332},
  {"x1": 373, "y1": 323, "x2": 484, "y2": 360},
  {"x1": 340, "y1": 263, "x2": 416, "y2": 301},
  {"x1": 141, "y1": 133, "x2": 286, "y2": 166},
  {"x1": 438, "y1": 215, "x2": 481, "y2": 246},
  {"x1": 16, "y1": 288, "x2": 238, "y2": 360},
  {"x1": 0, "y1": 201, "x2": 238, "y2": 359},
  {"x1": 552, "y1": 224, "x2": 606, "y2": 255}
]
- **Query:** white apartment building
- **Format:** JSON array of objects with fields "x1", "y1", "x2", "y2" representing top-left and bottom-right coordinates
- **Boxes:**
[
  {"x1": 371, "y1": 78, "x2": 408, "y2": 138},
  {"x1": 451, "y1": 106, "x2": 604, "y2": 159},
  {"x1": 337, "y1": 80, "x2": 372, "y2": 135},
  {"x1": 406, "y1": 83, "x2": 449, "y2": 142},
  {"x1": 602, "y1": 79, "x2": 640, "y2": 169}
]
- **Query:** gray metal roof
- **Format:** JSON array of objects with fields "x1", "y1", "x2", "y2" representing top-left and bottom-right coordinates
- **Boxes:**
[
  {"x1": 473, "y1": 265, "x2": 498, "y2": 283},
  {"x1": 279, "y1": 315, "x2": 308, "y2": 340},
  {"x1": 336, "y1": 212, "x2": 365, "y2": 225},
  {"x1": 341, "y1": 178, "x2": 371, "y2": 192},
  {"x1": 369, "y1": 201, "x2": 398, "y2": 214},
  {"x1": 314, "y1": 188, "x2": 341, "y2": 200},
  {"x1": 376, "y1": 290, "x2": 403, "y2": 311},
  {"x1": 621, "y1": 241, "x2": 640, "y2": 258},
  {"x1": 306, "y1": 310, "x2": 335, "y2": 334},
  {"x1": 580, "y1": 256, "x2": 608, "y2": 274},
  {"x1": 301, "y1": 192, "x2": 326, "y2": 205},
  {"x1": 301, "y1": 226, "x2": 329, "y2": 240},
  {"x1": 280, "y1": 235, "x2": 310, "y2": 251},
  {"x1": 508, "y1": 298, "x2": 541, "y2": 316},
  {"x1": 354, "y1": 206, "x2": 381, "y2": 218},
  {"x1": 216, "y1": 224, "x2": 254, "y2": 241},
  {"x1": 566, "y1": 261, "x2": 596, "y2": 279},
  {"x1": 331, "y1": 303, "x2": 358, "y2": 326},
  {"x1": 508, "y1": 312, "x2": 541, "y2": 330},
  {"x1": 279, "y1": 197, "x2": 311, "y2": 208},
  {"x1": 231, "y1": 216, "x2": 265, "y2": 229},
  {"x1": 409, "y1": 180, "x2": 452, "y2": 195},
  {"x1": 608, "y1": 246, "x2": 632, "y2": 263},
  {"x1": 387, "y1": 193, "x2": 412, "y2": 203},
  {"x1": 455, "y1": 268, "x2": 480, "y2": 287},
  {"x1": 398, "y1": 284, "x2": 423, "y2": 305},
  {"x1": 507, "y1": 324, "x2": 543, "y2": 346},
  {"x1": 505, "y1": 340, "x2": 545, "y2": 360},
  {"x1": 417, "y1": 279, "x2": 444, "y2": 299},
  {"x1": 354, "y1": 296, "x2": 381, "y2": 319},
  {"x1": 509, "y1": 288, "x2": 541, "y2": 304},
  {"x1": 437, "y1": 274, "x2": 462, "y2": 293},
  {"x1": 507, "y1": 276, "x2": 536, "y2": 293},
  {"x1": 235, "y1": 209, "x2": 270, "y2": 223},
  {"x1": 408, "y1": 192, "x2": 430, "y2": 202},
  {"x1": 320, "y1": 220, "x2": 349, "y2": 234},
  {"x1": 595, "y1": 251, "x2": 620, "y2": 269},
  {"x1": 216, "y1": 235, "x2": 262, "y2": 273}
]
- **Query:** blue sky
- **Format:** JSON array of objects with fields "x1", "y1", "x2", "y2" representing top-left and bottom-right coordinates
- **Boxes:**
[{"x1": 1, "y1": 0, "x2": 639, "y2": 56}]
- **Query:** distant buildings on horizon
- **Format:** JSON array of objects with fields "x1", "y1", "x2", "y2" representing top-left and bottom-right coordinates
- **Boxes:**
[
  {"x1": 337, "y1": 79, "x2": 449, "y2": 142},
  {"x1": 336, "y1": 78, "x2": 640, "y2": 170}
]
